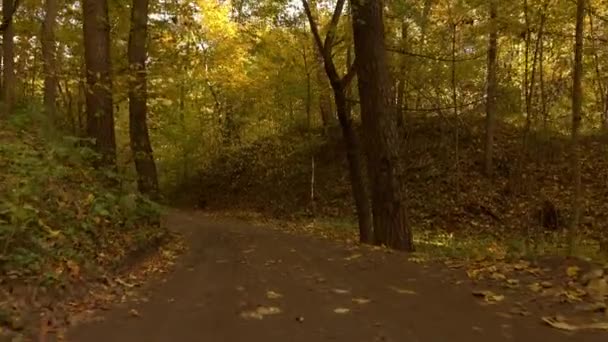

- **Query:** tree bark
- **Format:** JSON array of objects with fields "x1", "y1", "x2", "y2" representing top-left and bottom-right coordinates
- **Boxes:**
[
  {"x1": 83, "y1": 0, "x2": 116, "y2": 167},
  {"x1": 351, "y1": 0, "x2": 413, "y2": 251},
  {"x1": 128, "y1": 0, "x2": 159, "y2": 198},
  {"x1": 484, "y1": 0, "x2": 498, "y2": 176},
  {"x1": 2, "y1": 0, "x2": 17, "y2": 113},
  {"x1": 302, "y1": 0, "x2": 373, "y2": 244},
  {"x1": 42, "y1": 0, "x2": 59, "y2": 120},
  {"x1": 569, "y1": 0, "x2": 584, "y2": 252}
]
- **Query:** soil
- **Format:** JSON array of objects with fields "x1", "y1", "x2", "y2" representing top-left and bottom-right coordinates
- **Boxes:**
[{"x1": 67, "y1": 210, "x2": 606, "y2": 341}]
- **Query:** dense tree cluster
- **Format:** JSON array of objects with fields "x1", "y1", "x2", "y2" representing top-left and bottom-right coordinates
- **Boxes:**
[{"x1": 0, "y1": 0, "x2": 602, "y2": 251}]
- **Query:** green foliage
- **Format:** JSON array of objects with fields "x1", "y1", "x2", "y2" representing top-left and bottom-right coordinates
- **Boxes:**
[{"x1": 0, "y1": 120, "x2": 164, "y2": 283}]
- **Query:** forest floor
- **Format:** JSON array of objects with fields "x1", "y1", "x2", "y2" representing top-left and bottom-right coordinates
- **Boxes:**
[{"x1": 67, "y1": 210, "x2": 608, "y2": 342}]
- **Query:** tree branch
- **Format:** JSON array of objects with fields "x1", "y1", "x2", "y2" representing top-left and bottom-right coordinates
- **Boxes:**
[
  {"x1": 301, "y1": 0, "x2": 324, "y2": 55},
  {"x1": 386, "y1": 46, "x2": 486, "y2": 62},
  {"x1": 323, "y1": 0, "x2": 346, "y2": 54},
  {"x1": 341, "y1": 59, "x2": 357, "y2": 87}
]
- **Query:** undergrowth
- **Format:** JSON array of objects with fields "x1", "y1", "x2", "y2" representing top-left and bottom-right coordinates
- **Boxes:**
[
  {"x1": 180, "y1": 115, "x2": 608, "y2": 262},
  {"x1": 0, "y1": 109, "x2": 165, "y2": 287}
]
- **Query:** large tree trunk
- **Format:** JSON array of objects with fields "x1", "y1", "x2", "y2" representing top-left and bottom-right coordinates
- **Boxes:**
[
  {"x1": 2, "y1": 0, "x2": 17, "y2": 113},
  {"x1": 128, "y1": 0, "x2": 159, "y2": 198},
  {"x1": 42, "y1": 0, "x2": 59, "y2": 120},
  {"x1": 334, "y1": 83, "x2": 373, "y2": 243},
  {"x1": 569, "y1": 0, "x2": 584, "y2": 252},
  {"x1": 484, "y1": 0, "x2": 498, "y2": 176},
  {"x1": 302, "y1": 0, "x2": 373, "y2": 243},
  {"x1": 83, "y1": 0, "x2": 116, "y2": 167},
  {"x1": 351, "y1": 0, "x2": 413, "y2": 251}
]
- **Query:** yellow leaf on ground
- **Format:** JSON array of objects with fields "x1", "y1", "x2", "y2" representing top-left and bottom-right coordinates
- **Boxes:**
[
  {"x1": 332, "y1": 288, "x2": 350, "y2": 295},
  {"x1": 389, "y1": 286, "x2": 417, "y2": 295},
  {"x1": 528, "y1": 283, "x2": 542, "y2": 293},
  {"x1": 333, "y1": 308, "x2": 350, "y2": 314},
  {"x1": 266, "y1": 290, "x2": 283, "y2": 299},
  {"x1": 344, "y1": 254, "x2": 361, "y2": 261},
  {"x1": 566, "y1": 266, "x2": 581, "y2": 278},
  {"x1": 352, "y1": 298, "x2": 371, "y2": 304}
]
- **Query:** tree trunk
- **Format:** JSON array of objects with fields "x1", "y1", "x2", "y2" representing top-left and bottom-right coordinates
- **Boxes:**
[
  {"x1": 484, "y1": 0, "x2": 498, "y2": 176},
  {"x1": 2, "y1": 0, "x2": 17, "y2": 113},
  {"x1": 351, "y1": 0, "x2": 413, "y2": 251},
  {"x1": 569, "y1": 0, "x2": 584, "y2": 253},
  {"x1": 83, "y1": 0, "x2": 116, "y2": 167},
  {"x1": 309, "y1": 0, "x2": 336, "y2": 131},
  {"x1": 128, "y1": 0, "x2": 159, "y2": 198},
  {"x1": 317, "y1": 56, "x2": 334, "y2": 129},
  {"x1": 302, "y1": 0, "x2": 373, "y2": 244},
  {"x1": 42, "y1": 0, "x2": 59, "y2": 120}
]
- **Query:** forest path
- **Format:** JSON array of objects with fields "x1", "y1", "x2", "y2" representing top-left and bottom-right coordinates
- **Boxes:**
[{"x1": 68, "y1": 210, "x2": 601, "y2": 342}]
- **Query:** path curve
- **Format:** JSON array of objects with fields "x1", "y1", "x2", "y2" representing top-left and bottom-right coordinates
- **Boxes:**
[{"x1": 69, "y1": 211, "x2": 602, "y2": 341}]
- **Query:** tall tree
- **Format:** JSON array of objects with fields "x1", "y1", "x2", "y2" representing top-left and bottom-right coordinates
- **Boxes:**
[
  {"x1": 42, "y1": 0, "x2": 59, "y2": 119},
  {"x1": 484, "y1": 0, "x2": 498, "y2": 175},
  {"x1": 569, "y1": 0, "x2": 584, "y2": 251},
  {"x1": 351, "y1": 0, "x2": 413, "y2": 251},
  {"x1": 309, "y1": 0, "x2": 336, "y2": 131},
  {"x1": 128, "y1": 0, "x2": 159, "y2": 198},
  {"x1": 82, "y1": 0, "x2": 116, "y2": 166},
  {"x1": 2, "y1": 0, "x2": 19, "y2": 112},
  {"x1": 302, "y1": 0, "x2": 373, "y2": 243}
]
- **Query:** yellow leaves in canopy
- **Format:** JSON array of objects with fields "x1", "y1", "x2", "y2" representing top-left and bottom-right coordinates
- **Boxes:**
[{"x1": 196, "y1": 0, "x2": 238, "y2": 41}]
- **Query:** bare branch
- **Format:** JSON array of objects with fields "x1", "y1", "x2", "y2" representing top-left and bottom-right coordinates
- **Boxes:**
[
  {"x1": 301, "y1": 0, "x2": 324, "y2": 55},
  {"x1": 386, "y1": 46, "x2": 486, "y2": 62},
  {"x1": 323, "y1": 0, "x2": 346, "y2": 54}
]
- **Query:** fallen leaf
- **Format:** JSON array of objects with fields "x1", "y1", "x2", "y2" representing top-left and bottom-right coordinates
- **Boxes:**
[
  {"x1": 528, "y1": 283, "x2": 542, "y2": 293},
  {"x1": 344, "y1": 254, "x2": 361, "y2": 261},
  {"x1": 352, "y1": 298, "x2": 371, "y2": 304},
  {"x1": 542, "y1": 316, "x2": 608, "y2": 331},
  {"x1": 491, "y1": 272, "x2": 507, "y2": 281},
  {"x1": 472, "y1": 290, "x2": 505, "y2": 303},
  {"x1": 333, "y1": 308, "x2": 350, "y2": 314},
  {"x1": 257, "y1": 306, "x2": 281, "y2": 315},
  {"x1": 266, "y1": 291, "x2": 283, "y2": 299},
  {"x1": 541, "y1": 281, "x2": 553, "y2": 288},
  {"x1": 566, "y1": 266, "x2": 581, "y2": 278},
  {"x1": 115, "y1": 278, "x2": 136, "y2": 288},
  {"x1": 513, "y1": 260, "x2": 531, "y2": 271},
  {"x1": 408, "y1": 256, "x2": 426, "y2": 263},
  {"x1": 240, "y1": 306, "x2": 282, "y2": 320},
  {"x1": 389, "y1": 286, "x2": 417, "y2": 295},
  {"x1": 506, "y1": 279, "x2": 520, "y2": 287},
  {"x1": 332, "y1": 288, "x2": 350, "y2": 295}
]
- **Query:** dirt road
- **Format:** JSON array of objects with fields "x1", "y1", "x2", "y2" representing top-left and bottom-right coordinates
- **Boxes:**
[{"x1": 68, "y1": 211, "x2": 603, "y2": 341}]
